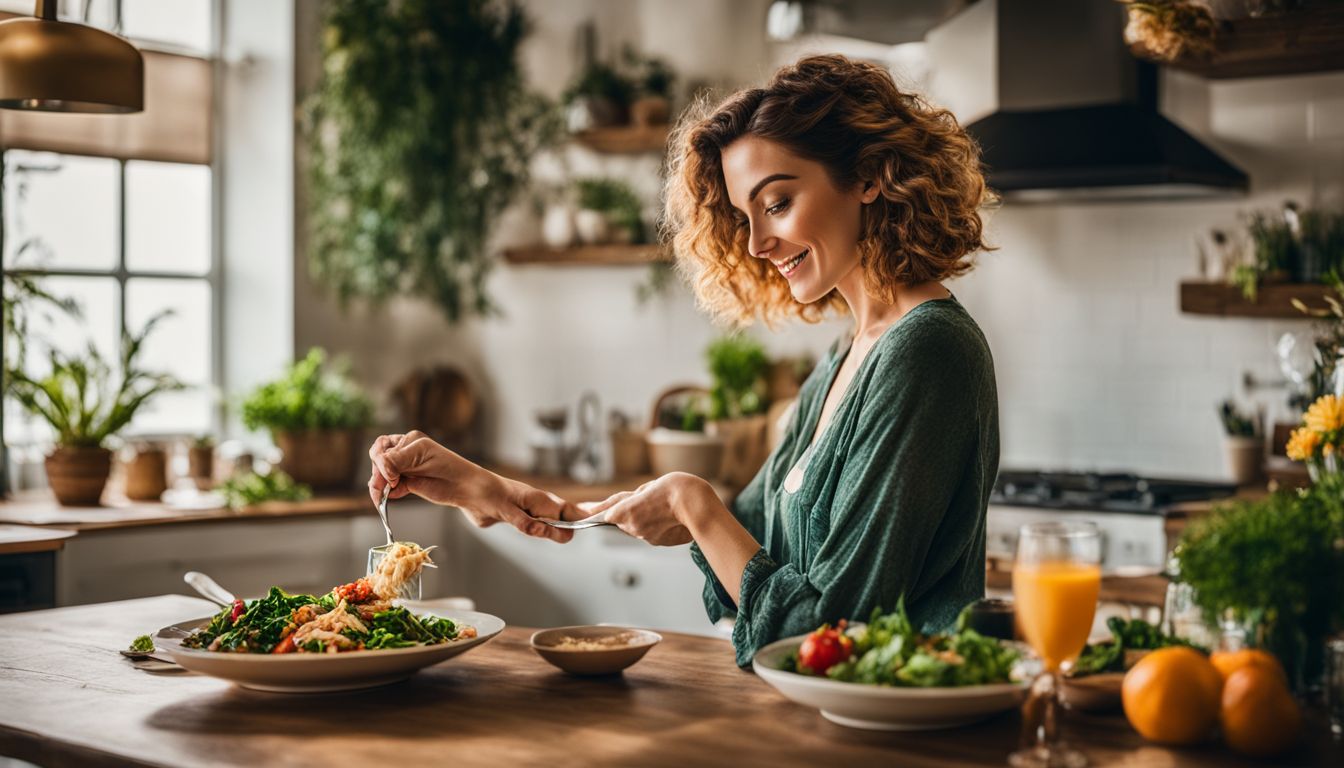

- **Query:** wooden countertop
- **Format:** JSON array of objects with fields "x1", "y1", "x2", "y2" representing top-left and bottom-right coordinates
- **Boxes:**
[
  {"x1": 0, "y1": 491, "x2": 371, "y2": 532},
  {"x1": 2, "y1": 595, "x2": 1339, "y2": 767},
  {"x1": 0, "y1": 524, "x2": 76, "y2": 555}
]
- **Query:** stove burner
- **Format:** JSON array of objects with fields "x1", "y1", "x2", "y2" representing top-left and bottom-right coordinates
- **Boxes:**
[{"x1": 992, "y1": 470, "x2": 1237, "y2": 514}]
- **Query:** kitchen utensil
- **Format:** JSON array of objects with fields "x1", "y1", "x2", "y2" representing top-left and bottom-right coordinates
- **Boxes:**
[
  {"x1": 366, "y1": 544, "x2": 436, "y2": 601},
  {"x1": 530, "y1": 625, "x2": 661, "y2": 675},
  {"x1": 530, "y1": 406, "x2": 574, "y2": 476},
  {"x1": 376, "y1": 484, "x2": 394, "y2": 546},
  {"x1": 536, "y1": 509, "x2": 615, "y2": 530},
  {"x1": 154, "y1": 608, "x2": 506, "y2": 693},
  {"x1": 183, "y1": 571, "x2": 238, "y2": 607}
]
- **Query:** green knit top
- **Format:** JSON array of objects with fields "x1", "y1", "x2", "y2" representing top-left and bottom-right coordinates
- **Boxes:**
[{"x1": 689, "y1": 296, "x2": 1000, "y2": 667}]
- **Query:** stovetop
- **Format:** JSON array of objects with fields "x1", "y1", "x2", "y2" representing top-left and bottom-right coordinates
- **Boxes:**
[{"x1": 990, "y1": 470, "x2": 1237, "y2": 515}]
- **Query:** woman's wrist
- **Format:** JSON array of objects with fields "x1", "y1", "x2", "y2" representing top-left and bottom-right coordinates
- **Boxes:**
[
  {"x1": 437, "y1": 449, "x2": 494, "y2": 508},
  {"x1": 671, "y1": 473, "x2": 723, "y2": 532}
]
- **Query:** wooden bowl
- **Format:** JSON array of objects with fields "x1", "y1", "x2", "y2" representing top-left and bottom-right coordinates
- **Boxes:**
[
  {"x1": 530, "y1": 626, "x2": 661, "y2": 676},
  {"x1": 1059, "y1": 672, "x2": 1124, "y2": 712}
]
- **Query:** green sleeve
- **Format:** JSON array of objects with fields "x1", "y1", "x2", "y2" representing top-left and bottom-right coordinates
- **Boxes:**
[{"x1": 726, "y1": 322, "x2": 985, "y2": 667}]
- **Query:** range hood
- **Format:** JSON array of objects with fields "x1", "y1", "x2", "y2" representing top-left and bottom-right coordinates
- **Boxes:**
[{"x1": 950, "y1": 0, "x2": 1249, "y2": 202}]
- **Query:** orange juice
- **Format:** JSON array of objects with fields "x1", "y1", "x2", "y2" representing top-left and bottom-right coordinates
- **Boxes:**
[{"x1": 1012, "y1": 561, "x2": 1101, "y2": 671}]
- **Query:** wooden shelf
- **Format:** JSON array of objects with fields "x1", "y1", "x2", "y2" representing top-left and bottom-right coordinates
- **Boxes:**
[
  {"x1": 1179, "y1": 280, "x2": 1337, "y2": 318},
  {"x1": 502, "y1": 244, "x2": 670, "y2": 266},
  {"x1": 572, "y1": 124, "x2": 669, "y2": 154},
  {"x1": 1130, "y1": 5, "x2": 1344, "y2": 79}
]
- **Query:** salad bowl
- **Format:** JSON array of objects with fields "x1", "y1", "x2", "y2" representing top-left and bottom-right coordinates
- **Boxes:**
[
  {"x1": 156, "y1": 606, "x2": 504, "y2": 693},
  {"x1": 753, "y1": 633, "x2": 1030, "y2": 731}
]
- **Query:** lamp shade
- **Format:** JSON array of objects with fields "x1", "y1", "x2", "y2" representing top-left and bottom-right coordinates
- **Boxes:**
[{"x1": 0, "y1": 5, "x2": 143, "y2": 114}]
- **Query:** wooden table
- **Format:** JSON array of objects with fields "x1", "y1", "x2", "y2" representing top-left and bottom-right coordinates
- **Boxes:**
[
  {"x1": 0, "y1": 491, "x2": 372, "y2": 532},
  {"x1": 1, "y1": 596, "x2": 1340, "y2": 767},
  {"x1": 0, "y1": 524, "x2": 75, "y2": 555}
]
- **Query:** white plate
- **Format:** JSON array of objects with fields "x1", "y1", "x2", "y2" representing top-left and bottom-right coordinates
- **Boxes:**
[
  {"x1": 752, "y1": 634, "x2": 1030, "y2": 731},
  {"x1": 156, "y1": 608, "x2": 504, "y2": 693}
]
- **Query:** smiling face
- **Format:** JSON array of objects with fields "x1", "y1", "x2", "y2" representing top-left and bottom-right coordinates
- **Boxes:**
[{"x1": 720, "y1": 135, "x2": 878, "y2": 305}]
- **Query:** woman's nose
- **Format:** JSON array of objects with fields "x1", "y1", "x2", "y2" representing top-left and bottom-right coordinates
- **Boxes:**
[{"x1": 748, "y1": 225, "x2": 776, "y2": 260}]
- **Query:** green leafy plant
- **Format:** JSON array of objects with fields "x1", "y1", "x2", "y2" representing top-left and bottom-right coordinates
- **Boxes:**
[
  {"x1": 563, "y1": 59, "x2": 635, "y2": 109},
  {"x1": 704, "y1": 335, "x2": 769, "y2": 420},
  {"x1": 240, "y1": 348, "x2": 372, "y2": 434},
  {"x1": 4, "y1": 311, "x2": 184, "y2": 448},
  {"x1": 305, "y1": 0, "x2": 562, "y2": 322},
  {"x1": 1173, "y1": 478, "x2": 1344, "y2": 689},
  {"x1": 574, "y1": 177, "x2": 645, "y2": 242},
  {"x1": 1218, "y1": 400, "x2": 1258, "y2": 437},
  {"x1": 620, "y1": 45, "x2": 675, "y2": 98},
  {"x1": 218, "y1": 469, "x2": 311, "y2": 510},
  {"x1": 2, "y1": 271, "x2": 81, "y2": 373}
]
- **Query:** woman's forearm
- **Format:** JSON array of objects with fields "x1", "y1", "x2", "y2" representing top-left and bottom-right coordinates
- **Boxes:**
[{"x1": 680, "y1": 482, "x2": 761, "y2": 606}]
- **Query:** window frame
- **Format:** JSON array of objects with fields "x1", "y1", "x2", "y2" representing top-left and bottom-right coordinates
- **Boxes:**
[{"x1": 2, "y1": 151, "x2": 223, "y2": 441}]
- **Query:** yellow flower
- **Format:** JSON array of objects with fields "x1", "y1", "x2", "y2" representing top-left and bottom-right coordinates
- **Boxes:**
[
  {"x1": 1286, "y1": 427, "x2": 1321, "y2": 462},
  {"x1": 1305, "y1": 394, "x2": 1344, "y2": 433}
]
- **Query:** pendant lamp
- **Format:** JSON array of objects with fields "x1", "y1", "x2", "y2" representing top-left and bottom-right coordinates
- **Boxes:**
[{"x1": 0, "y1": 0, "x2": 144, "y2": 113}]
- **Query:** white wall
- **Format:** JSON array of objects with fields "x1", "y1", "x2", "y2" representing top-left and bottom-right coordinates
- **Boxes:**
[{"x1": 289, "y1": 2, "x2": 1344, "y2": 480}]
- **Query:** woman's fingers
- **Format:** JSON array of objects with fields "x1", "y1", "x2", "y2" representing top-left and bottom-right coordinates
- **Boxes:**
[
  {"x1": 495, "y1": 501, "x2": 573, "y2": 544},
  {"x1": 585, "y1": 490, "x2": 634, "y2": 517}
]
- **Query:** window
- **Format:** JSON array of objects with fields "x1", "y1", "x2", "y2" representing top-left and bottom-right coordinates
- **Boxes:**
[{"x1": 3, "y1": 151, "x2": 217, "y2": 441}]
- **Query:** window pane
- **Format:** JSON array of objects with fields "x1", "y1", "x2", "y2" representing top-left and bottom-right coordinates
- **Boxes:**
[
  {"x1": 122, "y1": 0, "x2": 212, "y2": 53},
  {"x1": 4, "y1": 276, "x2": 119, "y2": 447},
  {"x1": 124, "y1": 278, "x2": 213, "y2": 435},
  {"x1": 3, "y1": 151, "x2": 119, "y2": 271},
  {"x1": 126, "y1": 161, "x2": 211, "y2": 275}
]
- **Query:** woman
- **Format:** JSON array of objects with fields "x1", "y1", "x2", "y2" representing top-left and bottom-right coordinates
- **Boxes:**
[{"x1": 370, "y1": 54, "x2": 998, "y2": 666}]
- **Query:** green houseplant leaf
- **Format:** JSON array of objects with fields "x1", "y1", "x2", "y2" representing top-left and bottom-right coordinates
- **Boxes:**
[
  {"x1": 240, "y1": 348, "x2": 372, "y2": 434},
  {"x1": 304, "y1": 0, "x2": 562, "y2": 322}
]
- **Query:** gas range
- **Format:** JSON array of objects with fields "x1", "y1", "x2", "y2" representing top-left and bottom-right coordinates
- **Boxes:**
[{"x1": 986, "y1": 470, "x2": 1237, "y2": 572}]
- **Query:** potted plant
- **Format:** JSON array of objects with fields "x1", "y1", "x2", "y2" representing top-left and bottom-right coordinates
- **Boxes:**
[
  {"x1": 573, "y1": 177, "x2": 645, "y2": 244},
  {"x1": 703, "y1": 334, "x2": 771, "y2": 490},
  {"x1": 187, "y1": 435, "x2": 215, "y2": 490},
  {"x1": 645, "y1": 386, "x2": 723, "y2": 480},
  {"x1": 1218, "y1": 400, "x2": 1262, "y2": 486},
  {"x1": 1173, "y1": 477, "x2": 1344, "y2": 693},
  {"x1": 622, "y1": 45, "x2": 675, "y2": 127},
  {"x1": 5, "y1": 313, "x2": 183, "y2": 506},
  {"x1": 241, "y1": 348, "x2": 372, "y2": 491}
]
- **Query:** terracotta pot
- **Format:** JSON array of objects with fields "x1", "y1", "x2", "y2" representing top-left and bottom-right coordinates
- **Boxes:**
[
  {"x1": 274, "y1": 429, "x2": 359, "y2": 491},
  {"x1": 630, "y1": 95, "x2": 670, "y2": 126},
  {"x1": 45, "y1": 446, "x2": 112, "y2": 506},
  {"x1": 1223, "y1": 435, "x2": 1263, "y2": 486},
  {"x1": 124, "y1": 447, "x2": 169, "y2": 501},
  {"x1": 188, "y1": 445, "x2": 215, "y2": 490}
]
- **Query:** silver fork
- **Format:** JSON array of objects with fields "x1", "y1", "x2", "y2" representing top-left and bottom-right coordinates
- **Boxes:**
[{"x1": 537, "y1": 511, "x2": 615, "y2": 530}]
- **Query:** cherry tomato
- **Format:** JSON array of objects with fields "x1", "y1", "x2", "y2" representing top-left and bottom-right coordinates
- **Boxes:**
[
  {"x1": 333, "y1": 579, "x2": 374, "y2": 603},
  {"x1": 271, "y1": 634, "x2": 296, "y2": 654},
  {"x1": 228, "y1": 599, "x2": 245, "y2": 623},
  {"x1": 797, "y1": 619, "x2": 853, "y2": 675}
]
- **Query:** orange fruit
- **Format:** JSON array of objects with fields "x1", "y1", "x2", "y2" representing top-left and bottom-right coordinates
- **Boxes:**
[
  {"x1": 1210, "y1": 648, "x2": 1287, "y2": 686},
  {"x1": 1221, "y1": 665, "x2": 1301, "y2": 758},
  {"x1": 1122, "y1": 646, "x2": 1222, "y2": 745}
]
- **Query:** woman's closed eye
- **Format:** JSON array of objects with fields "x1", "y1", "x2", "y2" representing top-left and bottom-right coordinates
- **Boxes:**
[{"x1": 764, "y1": 198, "x2": 790, "y2": 216}]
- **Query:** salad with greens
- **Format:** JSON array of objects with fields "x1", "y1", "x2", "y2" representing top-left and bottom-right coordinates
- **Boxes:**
[
  {"x1": 181, "y1": 581, "x2": 473, "y2": 654},
  {"x1": 1070, "y1": 617, "x2": 1202, "y2": 676},
  {"x1": 781, "y1": 600, "x2": 1020, "y2": 687}
]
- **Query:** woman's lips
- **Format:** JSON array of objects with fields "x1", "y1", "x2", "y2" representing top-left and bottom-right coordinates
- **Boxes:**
[{"x1": 777, "y1": 249, "x2": 809, "y2": 278}]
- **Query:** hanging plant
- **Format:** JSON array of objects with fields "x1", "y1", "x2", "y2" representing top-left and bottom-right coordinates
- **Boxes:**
[{"x1": 304, "y1": 0, "x2": 562, "y2": 322}]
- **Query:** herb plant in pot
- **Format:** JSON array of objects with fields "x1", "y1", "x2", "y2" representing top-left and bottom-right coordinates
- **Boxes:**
[
  {"x1": 622, "y1": 46, "x2": 675, "y2": 127},
  {"x1": 573, "y1": 178, "x2": 644, "y2": 245},
  {"x1": 703, "y1": 335, "x2": 771, "y2": 490},
  {"x1": 5, "y1": 313, "x2": 183, "y2": 506},
  {"x1": 645, "y1": 386, "x2": 723, "y2": 480},
  {"x1": 1218, "y1": 400, "x2": 1262, "y2": 486},
  {"x1": 240, "y1": 349, "x2": 373, "y2": 491}
]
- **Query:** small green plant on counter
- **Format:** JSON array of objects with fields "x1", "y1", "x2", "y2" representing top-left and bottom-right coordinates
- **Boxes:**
[
  {"x1": 4, "y1": 312, "x2": 183, "y2": 448},
  {"x1": 621, "y1": 44, "x2": 675, "y2": 99},
  {"x1": 1218, "y1": 400, "x2": 1258, "y2": 437},
  {"x1": 574, "y1": 177, "x2": 645, "y2": 243},
  {"x1": 1173, "y1": 478, "x2": 1344, "y2": 689},
  {"x1": 240, "y1": 348, "x2": 372, "y2": 434},
  {"x1": 705, "y1": 334, "x2": 769, "y2": 421},
  {"x1": 218, "y1": 469, "x2": 312, "y2": 510}
]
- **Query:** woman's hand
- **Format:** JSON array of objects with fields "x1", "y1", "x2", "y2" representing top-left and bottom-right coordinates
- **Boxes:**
[
  {"x1": 582, "y1": 472, "x2": 718, "y2": 546},
  {"x1": 368, "y1": 431, "x2": 575, "y2": 543}
]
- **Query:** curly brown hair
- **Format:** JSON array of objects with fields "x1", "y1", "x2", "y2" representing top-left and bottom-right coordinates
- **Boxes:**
[{"x1": 663, "y1": 54, "x2": 993, "y2": 326}]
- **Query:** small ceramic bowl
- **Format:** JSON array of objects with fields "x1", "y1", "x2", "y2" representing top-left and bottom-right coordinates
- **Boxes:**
[
  {"x1": 1059, "y1": 672, "x2": 1125, "y2": 712},
  {"x1": 530, "y1": 625, "x2": 661, "y2": 676}
]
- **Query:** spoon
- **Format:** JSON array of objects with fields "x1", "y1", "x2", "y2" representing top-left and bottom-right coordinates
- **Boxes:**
[
  {"x1": 538, "y1": 510, "x2": 617, "y2": 530},
  {"x1": 184, "y1": 570, "x2": 238, "y2": 607},
  {"x1": 377, "y1": 484, "x2": 394, "y2": 546}
]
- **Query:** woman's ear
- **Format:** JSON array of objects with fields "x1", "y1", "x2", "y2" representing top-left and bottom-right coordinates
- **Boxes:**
[{"x1": 859, "y1": 181, "x2": 880, "y2": 204}]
